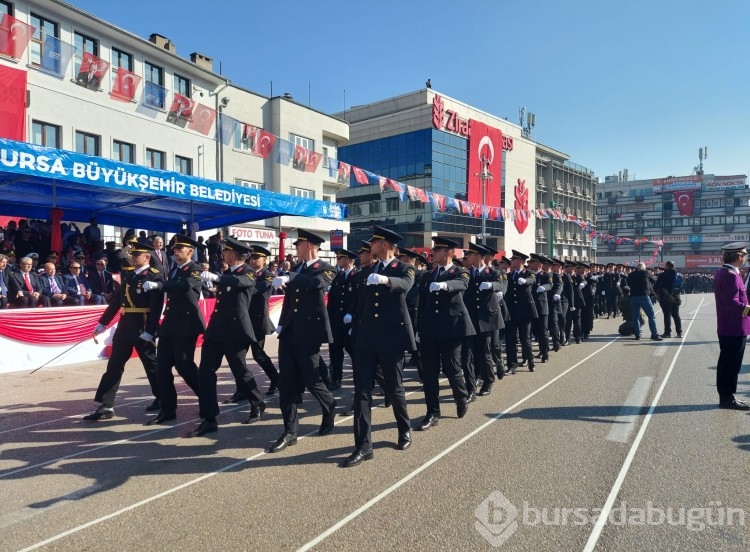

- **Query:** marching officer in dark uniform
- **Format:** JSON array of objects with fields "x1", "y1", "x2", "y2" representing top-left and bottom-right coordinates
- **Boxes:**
[
  {"x1": 84, "y1": 240, "x2": 164, "y2": 420},
  {"x1": 142, "y1": 234, "x2": 205, "y2": 425},
  {"x1": 398, "y1": 248, "x2": 427, "y2": 381},
  {"x1": 188, "y1": 238, "x2": 266, "y2": 437},
  {"x1": 603, "y1": 263, "x2": 621, "y2": 318},
  {"x1": 565, "y1": 261, "x2": 585, "y2": 344},
  {"x1": 247, "y1": 245, "x2": 281, "y2": 396},
  {"x1": 268, "y1": 229, "x2": 337, "y2": 453},
  {"x1": 528, "y1": 253, "x2": 552, "y2": 363},
  {"x1": 464, "y1": 242, "x2": 505, "y2": 397},
  {"x1": 488, "y1": 250, "x2": 510, "y2": 377},
  {"x1": 504, "y1": 250, "x2": 538, "y2": 373},
  {"x1": 327, "y1": 248, "x2": 358, "y2": 391},
  {"x1": 580, "y1": 262, "x2": 596, "y2": 339},
  {"x1": 343, "y1": 226, "x2": 416, "y2": 467},
  {"x1": 547, "y1": 259, "x2": 565, "y2": 351},
  {"x1": 417, "y1": 236, "x2": 474, "y2": 431}
]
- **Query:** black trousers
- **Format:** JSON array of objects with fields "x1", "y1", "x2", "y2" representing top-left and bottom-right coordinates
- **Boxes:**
[
  {"x1": 278, "y1": 338, "x2": 335, "y2": 435},
  {"x1": 12, "y1": 294, "x2": 38, "y2": 308},
  {"x1": 547, "y1": 310, "x2": 561, "y2": 347},
  {"x1": 582, "y1": 305, "x2": 594, "y2": 335},
  {"x1": 460, "y1": 337, "x2": 477, "y2": 394},
  {"x1": 491, "y1": 329, "x2": 505, "y2": 373},
  {"x1": 606, "y1": 293, "x2": 619, "y2": 315},
  {"x1": 157, "y1": 335, "x2": 200, "y2": 412},
  {"x1": 505, "y1": 319, "x2": 533, "y2": 368},
  {"x1": 329, "y1": 327, "x2": 353, "y2": 384},
  {"x1": 717, "y1": 335, "x2": 746, "y2": 400},
  {"x1": 353, "y1": 349, "x2": 410, "y2": 449},
  {"x1": 661, "y1": 300, "x2": 682, "y2": 334},
  {"x1": 95, "y1": 334, "x2": 159, "y2": 407},
  {"x1": 197, "y1": 339, "x2": 263, "y2": 420},
  {"x1": 249, "y1": 336, "x2": 279, "y2": 387},
  {"x1": 472, "y1": 332, "x2": 496, "y2": 386},
  {"x1": 532, "y1": 314, "x2": 549, "y2": 357},
  {"x1": 420, "y1": 337, "x2": 468, "y2": 416},
  {"x1": 565, "y1": 308, "x2": 582, "y2": 342}
]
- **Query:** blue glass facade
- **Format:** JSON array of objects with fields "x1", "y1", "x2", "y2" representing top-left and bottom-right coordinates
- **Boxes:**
[{"x1": 337, "y1": 128, "x2": 505, "y2": 249}]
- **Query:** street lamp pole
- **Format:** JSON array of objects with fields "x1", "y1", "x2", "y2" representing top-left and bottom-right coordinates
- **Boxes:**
[
  {"x1": 549, "y1": 200, "x2": 556, "y2": 258},
  {"x1": 478, "y1": 155, "x2": 492, "y2": 244}
]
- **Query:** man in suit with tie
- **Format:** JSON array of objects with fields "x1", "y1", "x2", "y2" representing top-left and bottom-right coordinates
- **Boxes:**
[
  {"x1": 8, "y1": 256, "x2": 43, "y2": 308},
  {"x1": 39, "y1": 262, "x2": 69, "y2": 307},
  {"x1": 397, "y1": 248, "x2": 428, "y2": 381},
  {"x1": 142, "y1": 235, "x2": 205, "y2": 426},
  {"x1": 342, "y1": 227, "x2": 415, "y2": 467},
  {"x1": 528, "y1": 253, "x2": 552, "y2": 363},
  {"x1": 417, "y1": 236, "x2": 475, "y2": 431},
  {"x1": 84, "y1": 240, "x2": 164, "y2": 420},
  {"x1": 64, "y1": 261, "x2": 100, "y2": 305},
  {"x1": 190, "y1": 237, "x2": 266, "y2": 437},
  {"x1": 267, "y1": 229, "x2": 337, "y2": 453},
  {"x1": 546, "y1": 259, "x2": 565, "y2": 351},
  {"x1": 504, "y1": 250, "x2": 538, "y2": 374},
  {"x1": 0, "y1": 254, "x2": 10, "y2": 308},
  {"x1": 149, "y1": 236, "x2": 173, "y2": 276},
  {"x1": 88, "y1": 256, "x2": 116, "y2": 304},
  {"x1": 327, "y1": 248, "x2": 358, "y2": 391}
]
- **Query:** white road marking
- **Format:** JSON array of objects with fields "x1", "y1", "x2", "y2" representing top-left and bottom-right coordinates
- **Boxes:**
[
  {"x1": 606, "y1": 377, "x2": 653, "y2": 443},
  {"x1": 582, "y1": 297, "x2": 705, "y2": 552},
  {"x1": 653, "y1": 344, "x2": 669, "y2": 357},
  {"x1": 0, "y1": 484, "x2": 105, "y2": 529}
]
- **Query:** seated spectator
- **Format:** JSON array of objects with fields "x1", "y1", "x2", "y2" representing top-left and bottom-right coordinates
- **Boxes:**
[
  {"x1": 64, "y1": 261, "x2": 104, "y2": 305},
  {"x1": 268, "y1": 261, "x2": 279, "y2": 275},
  {"x1": 88, "y1": 256, "x2": 116, "y2": 303},
  {"x1": 0, "y1": 254, "x2": 9, "y2": 308},
  {"x1": 28, "y1": 252, "x2": 42, "y2": 274},
  {"x1": 279, "y1": 261, "x2": 291, "y2": 276},
  {"x1": 6, "y1": 251, "x2": 17, "y2": 272},
  {"x1": 46, "y1": 250, "x2": 60, "y2": 267},
  {"x1": 13, "y1": 225, "x2": 40, "y2": 259},
  {"x1": 8, "y1": 256, "x2": 43, "y2": 308},
  {"x1": 39, "y1": 262, "x2": 68, "y2": 307},
  {"x1": 200, "y1": 262, "x2": 217, "y2": 298}
]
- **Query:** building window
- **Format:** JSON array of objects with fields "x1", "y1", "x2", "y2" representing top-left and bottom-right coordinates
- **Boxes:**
[
  {"x1": 322, "y1": 195, "x2": 332, "y2": 202},
  {"x1": 370, "y1": 200, "x2": 381, "y2": 214},
  {"x1": 386, "y1": 198, "x2": 400, "y2": 211},
  {"x1": 111, "y1": 47, "x2": 133, "y2": 72},
  {"x1": 290, "y1": 133, "x2": 314, "y2": 152},
  {"x1": 75, "y1": 131, "x2": 100, "y2": 156},
  {"x1": 31, "y1": 120, "x2": 60, "y2": 148},
  {"x1": 144, "y1": 61, "x2": 165, "y2": 109},
  {"x1": 146, "y1": 148, "x2": 165, "y2": 170},
  {"x1": 236, "y1": 179, "x2": 264, "y2": 190},
  {"x1": 113, "y1": 140, "x2": 135, "y2": 163},
  {"x1": 73, "y1": 31, "x2": 99, "y2": 86},
  {"x1": 29, "y1": 13, "x2": 59, "y2": 67},
  {"x1": 322, "y1": 146, "x2": 329, "y2": 168},
  {"x1": 291, "y1": 187, "x2": 314, "y2": 199},
  {"x1": 408, "y1": 200, "x2": 422, "y2": 210},
  {"x1": 174, "y1": 74, "x2": 190, "y2": 97},
  {"x1": 0, "y1": 1, "x2": 12, "y2": 16},
  {"x1": 175, "y1": 155, "x2": 192, "y2": 175}
]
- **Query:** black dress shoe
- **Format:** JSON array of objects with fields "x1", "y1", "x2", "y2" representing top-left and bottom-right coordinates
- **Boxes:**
[
  {"x1": 660, "y1": 332, "x2": 672, "y2": 338},
  {"x1": 223, "y1": 391, "x2": 248, "y2": 404},
  {"x1": 508, "y1": 366, "x2": 517, "y2": 375},
  {"x1": 676, "y1": 332, "x2": 682, "y2": 338},
  {"x1": 265, "y1": 384, "x2": 278, "y2": 397},
  {"x1": 651, "y1": 334, "x2": 663, "y2": 342},
  {"x1": 83, "y1": 405, "x2": 114, "y2": 421},
  {"x1": 319, "y1": 403, "x2": 337, "y2": 436},
  {"x1": 294, "y1": 394, "x2": 303, "y2": 405},
  {"x1": 553, "y1": 343, "x2": 560, "y2": 352},
  {"x1": 188, "y1": 419, "x2": 218, "y2": 437},
  {"x1": 468, "y1": 391, "x2": 477, "y2": 403},
  {"x1": 145, "y1": 410, "x2": 176, "y2": 426},
  {"x1": 419, "y1": 414, "x2": 439, "y2": 431},
  {"x1": 634, "y1": 335, "x2": 641, "y2": 340},
  {"x1": 145, "y1": 398, "x2": 162, "y2": 412},
  {"x1": 397, "y1": 432, "x2": 412, "y2": 450},
  {"x1": 528, "y1": 362, "x2": 535, "y2": 372},
  {"x1": 575, "y1": 339, "x2": 581, "y2": 344},
  {"x1": 268, "y1": 432, "x2": 297, "y2": 453},
  {"x1": 719, "y1": 399, "x2": 750, "y2": 411},
  {"x1": 342, "y1": 448, "x2": 374, "y2": 467},
  {"x1": 478, "y1": 384, "x2": 492, "y2": 397},
  {"x1": 457, "y1": 400, "x2": 469, "y2": 418},
  {"x1": 496, "y1": 369, "x2": 505, "y2": 380},
  {"x1": 242, "y1": 402, "x2": 266, "y2": 424}
]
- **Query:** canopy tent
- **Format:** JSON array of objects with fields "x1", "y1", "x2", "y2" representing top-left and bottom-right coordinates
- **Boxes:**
[{"x1": 0, "y1": 138, "x2": 347, "y2": 233}]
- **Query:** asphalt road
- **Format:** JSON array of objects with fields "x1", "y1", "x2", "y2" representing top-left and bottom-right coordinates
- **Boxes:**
[{"x1": 0, "y1": 293, "x2": 747, "y2": 552}]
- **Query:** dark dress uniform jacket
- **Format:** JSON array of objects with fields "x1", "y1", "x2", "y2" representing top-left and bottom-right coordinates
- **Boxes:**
[
  {"x1": 204, "y1": 264, "x2": 257, "y2": 343},
  {"x1": 548, "y1": 271, "x2": 564, "y2": 314},
  {"x1": 277, "y1": 260, "x2": 335, "y2": 345},
  {"x1": 505, "y1": 269, "x2": 538, "y2": 320},
  {"x1": 466, "y1": 266, "x2": 505, "y2": 333},
  {"x1": 572, "y1": 274, "x2": 586, "y2": 306},
  {"x1": 159, "y1": 261, "x2": 206, "y2": 337},
  {"x1": 99, "y1": 267, "x2": 164, "y2": 338},
  {"x1": 561, "y1": 273, "x2": 576, "y2": 308},
  {"x1": 355, "y1": 259, "x2": 416, "y2": 352},
  {"x1": 582, "y1": 274, "x2": 597, "y2": 304},
  {"x1": 418, "y1": 264, "x2": 476, "y2": 339},
  {"x1": 405, "y1": 268, "x2": 425, "y2": 324},
  {"x1": 249, "y1": 267, "x2": 276, "y2": 338},
  {"x1": 532, "y1": 271, "x2": 552, "y2": 316},
  {"x1": 327, "y1": 268, "x2": 357, "y2": 334}
]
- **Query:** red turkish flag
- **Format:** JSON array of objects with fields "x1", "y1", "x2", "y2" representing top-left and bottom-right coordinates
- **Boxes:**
[
  {"x1": 188, "y1": 104, "x2": 217, "y2": 135},
  {"x1": 0, "y1": 64, "x2": 26, "y2": 140},
  {"x1": 673, "y1": 190, "x2": 694, "y2": 216},
  {"x1": 0, "y1": 14, "x2": 34, "y2": 59},
  {"x1": 305, "y1": 150, "x2": 322, "y2": 172},
  {"x1": 337, "y1": 161, "x2": 351, "y2": 184},
  {"x1": 168, "y1": 93, "x2": 195, "y2": 121},
  {"x1": 352, "y1": 166, "x2": 369, "y2": 185},
  {"x1": 110, "y1": 67, "x2": 141, "y2": 102},
  {"x1": 76, "y1": 52, "x2": 110, "y2": 89},
  {"x1": 252, "y1": 129, "x2": 276, "y2": 158},
  {"x1": 468, "y1": 119, "x2": 503, "y2": 207}
]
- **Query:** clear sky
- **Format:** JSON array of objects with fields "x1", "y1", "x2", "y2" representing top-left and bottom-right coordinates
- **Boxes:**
[{"x1": 66, "y1": 0, "x2": 750, "y2": 182}]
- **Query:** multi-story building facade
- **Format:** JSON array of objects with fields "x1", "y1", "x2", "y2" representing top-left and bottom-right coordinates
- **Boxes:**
[{"x1": 595, "y1": 174, "x2": 749, "y2": 270}]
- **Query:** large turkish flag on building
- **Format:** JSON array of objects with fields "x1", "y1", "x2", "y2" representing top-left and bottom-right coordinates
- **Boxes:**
[
  {"x1": 468, "y1": 120, "x2": 503, "y2": 207},
  {"x1": 674, "y1": 190, "x2": 694, "y2": 216},
  {"x1": 0, "y1": 65, "x2": 26, "y2": 141}
]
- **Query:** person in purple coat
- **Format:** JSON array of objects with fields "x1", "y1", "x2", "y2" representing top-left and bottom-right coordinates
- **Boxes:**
[{"x1": 713, "y1": 241, "x2": 750, "y2": 410}]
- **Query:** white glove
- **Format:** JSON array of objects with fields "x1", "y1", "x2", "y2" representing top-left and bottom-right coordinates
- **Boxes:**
[
  {"x1": 429, "y1": 282, "x2": 448, "y2": 292},
  {"x1": 272, "y1": 276, "x2": 289, "y2": 288},
  {"x1": 275, "y1": 325, "x2": 283, "y2": 334},
  {"x1": 496, "y1": 291, "x2": 503, "y2": 300},
  {"x1": 536, "y1": 286, "x2": 546, "y2": 293},
  {"x1": 201, "y1": 271, "x2": 219, "y2": 283},
  {"x1": 517, "y1": 277, "x2": 526, "y2": 285},
  {"x1": 94, "y1": 323, "x2": 105, "y2": 335},
  {"x1": 552, "y1": 294, "x2": 561, "y2": 302},
  {"x1": 367, "y1": 273, "x2": 389, "y2": 286},
  {"x1": 479, "y1": 282, "x2": 492, "y2": 291},
  {"x1": 142, "y1": 281, "x2": 162, "y2": 291},
  {"x1": 616, "y1": 281, "x2": 621, "y2": 287},
  {"x1": 578, "y1": 282, "x2": 586, "y2": 289},
  {"x1": 343, "y1": 314, "x2": 352, "y2": 324},
  {"x1": 570, "y1": 306, "x2": 576, "y2": 311},
  {"x1": 139, "y1": 331, "x2": 154, "y2": 342},
  {"x1": 348, "y1": 328, "x2": 352, "y2": 335},
  {"x1": 415, "y1": 333, "x2": 420, "y2": 343},
  {"x1": 602, "y1": 290, "x2": 606, "y2": 296}
]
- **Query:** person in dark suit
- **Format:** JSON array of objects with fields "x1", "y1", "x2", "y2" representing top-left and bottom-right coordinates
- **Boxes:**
[
  {"x1": 602, "y1": 263, "x2": 621, "y2": 318},
  {"x1": 342, "y1": 227, "x2": 415, "y2": 467},
  {"x1": 0, "y1": 254, "x2": 10, "y2": 308},
  {"x1": 88, "y1": 257, "x2": 116, "y2": 304},
  {"x1": 39, "y1": 262, "x2": 69, "y2": 307},
  {"x1": 564, "y1": 261, "x2": 582, "y2": 344},
  {"x1": 417, "y1": 236, "x2": 475, "y2": 431},
  {"x1": 546, "y1": 259, "x2": 565, "y2": 351},
  {"x1": 190, "y1": 238, "x2": 266, "y2": 437},
  {"x1": 267, "y1": 229, "x2": 337, "y2": 453},
  {"x1": 142, "y1": 235, "x2": 205, "y2": 425},
  {"x1": 149, "y1": 236, "x2": 173, "y2": 277},
  {"x1": 83, "y1": 240, "x2": 164, "y2": 420},
  {"x1": 504, "y1": 250, "x2": 538, "y2": 374},
  {"x1": 580, "y1": 262, "x2": 597, "y2": 339},
  {"x1": 486, "y1": 248, "x2": 509, "y2": 378},
  {"x1": 63, "y1": 261, "x2": 100, "y2": 305},
  {"x1": 626, "y1": 262, "x2": 661, "y2": 341},
  {"x1": 464, "y1": 243, "x2": 505, "y2": 397},
  {"x1": 8, "y1": 256, "x2": 43, "y2": 308},
  {"x1": 327, "y1": 249, "x2": 358, "y2": 391},
  {"x1": 397, "y1": 248, "x2": 428, "y2": 380},
  {"x1": 528, "y1": 254, "x2": 552, "y2": 362}
]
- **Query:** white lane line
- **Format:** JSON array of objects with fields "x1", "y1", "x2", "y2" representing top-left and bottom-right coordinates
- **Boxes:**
[
  {"x1": 295, "y1": 337, "x2": 621, "y2": 552},
  {"x1": 582, "y1": 297, "x2": 705, "y2": 552},
  {"x1": 653, "y1": 345, "x2": 669, "y2": 357},
  {"x1": 0, "y1": 484, "x2": 105, "y2": 529},
  {"x1": 606, "y1": 377, "x2": 653, "y2": 444}
]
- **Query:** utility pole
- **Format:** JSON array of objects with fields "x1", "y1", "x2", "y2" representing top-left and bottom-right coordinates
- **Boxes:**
[
  {"x1": 476, "y1": 155, "x2": 492, "y2": 244},
  {"x1": 549, "y1": 200, "x2": 556, "y2": 258}
]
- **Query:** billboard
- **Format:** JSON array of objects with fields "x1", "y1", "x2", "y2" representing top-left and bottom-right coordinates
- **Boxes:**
[
  {"x1": 685, "y1": 254, "x2": 722, "y2": 268},
  {"x1": 704, "y1": 175, "x2": 747, "y2": 191},
  {"x1": 652, "y1": 175, "x2": 701, "y2": 194}
]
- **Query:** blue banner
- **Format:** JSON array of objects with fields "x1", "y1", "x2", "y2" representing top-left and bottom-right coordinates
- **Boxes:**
[
  {"x1": 0, "y1": 138, "x2": 347, "y2": 221},
  {"x1": 143, "y1": 81, "x2": 167, "y2": 109},
  {"x1": 41, "y1": 35, "x2": 74, "y2": 76}
]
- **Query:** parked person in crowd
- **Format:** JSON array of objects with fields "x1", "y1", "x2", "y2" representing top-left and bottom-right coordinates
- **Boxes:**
[
  {"x1": 39, "y1": 262, "x2": 69, "y2": 307},
  {"x1": 626, "y1": 262, "x2": 662, "y2": 341},
  {"x1": 0, "y1": 254, "x2": 9, "y2": 308},
  {"x1": 8, "y1": 256, "x2": 43, "y2": 308},
  {"x1": 64, "y1": 260, "x2": 102, "y2": 305},
  {"x1": 88, "y1": 256, "x2": 116, "y2": 303},
  {"x1": 655, "y1": 260, "x2": 683, "y2": 338}
]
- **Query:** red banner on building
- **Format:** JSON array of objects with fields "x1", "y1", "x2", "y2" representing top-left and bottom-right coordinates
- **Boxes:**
[
  {"x1": 75, "y1": 52, "x2": 110, "y2": 90},
  {"x1": 468, "y1": 120, "x2": 503, "y2": 207},
  {"x1": 674, "y1": 190, "x2": 694, "y2": 216},
  {"x1": 0, "y1": 14, "x2": 34, "y2": 59},
  {"x1": 0, "y1": 65, "x2": 26, "y2": 141},
  {"x1": 685, "y1": 254, "x2": 722, "y2": 269},
  {"x1": 188, "y1": 104, "x2": 217, "y2": 135},
  {"x1": 167, "y1": 93, "x2": 195, "y2": 125},
  {"x1": 110, "y1": 67, "x2": 141, "y2": 102}
]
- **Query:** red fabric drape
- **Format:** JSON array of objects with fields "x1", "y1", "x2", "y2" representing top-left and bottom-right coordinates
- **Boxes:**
[
  {"x1": 278, "y1": 232, "x2": 286, "y2": 262},
  {"x1": 0, "y1": 64, "x2": 27, "y2": 141},
  {"x1": 50, "y1": 207, "x2": 63, "y2": 254},
  {"x1": 0, "y1": 306, "x2": 116, "y2": 345}
]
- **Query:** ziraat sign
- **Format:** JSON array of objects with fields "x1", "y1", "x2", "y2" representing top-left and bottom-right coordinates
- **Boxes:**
[{"x1": 432, "y1": 94, "x2": 514, "y2": 151}]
